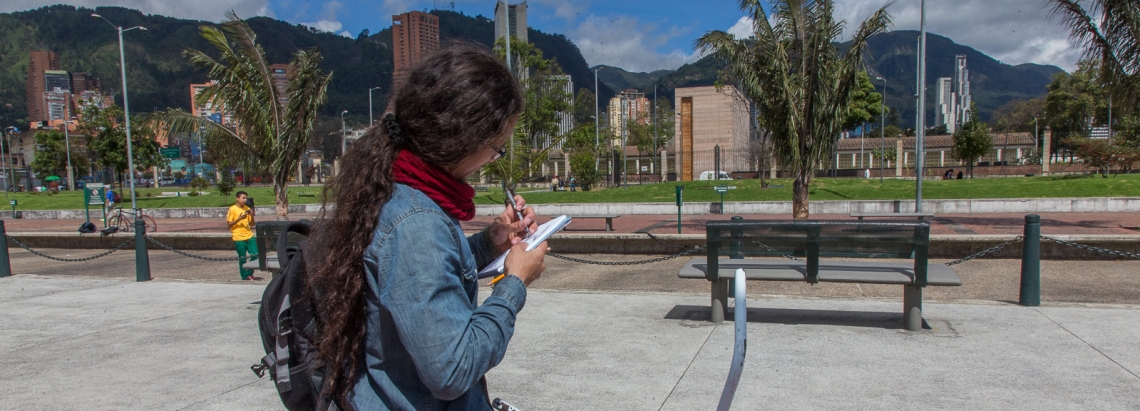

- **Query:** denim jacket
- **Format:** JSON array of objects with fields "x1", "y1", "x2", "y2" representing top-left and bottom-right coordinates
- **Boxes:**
[{"x1": 349, "y1": 184, "x2": 527, "y2": 411}]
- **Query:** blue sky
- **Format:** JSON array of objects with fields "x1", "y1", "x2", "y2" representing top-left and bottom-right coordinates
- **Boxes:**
[{"x1": 5, "y1": 0, "x2": 1084, "y2": 72}]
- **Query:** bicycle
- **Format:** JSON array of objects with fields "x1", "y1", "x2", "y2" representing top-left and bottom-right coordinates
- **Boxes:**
[{"x1": 106, "y1": 207, "x2": 158, "y2": 233}]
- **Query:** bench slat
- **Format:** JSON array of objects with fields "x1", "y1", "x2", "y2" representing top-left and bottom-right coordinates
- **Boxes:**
[{"x1": 678, "y1": 258, "x2": 961, "y2": 286}]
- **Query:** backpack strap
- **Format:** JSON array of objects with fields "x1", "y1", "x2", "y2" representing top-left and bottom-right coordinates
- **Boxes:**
[{"x1": 274, "y1": 294, "x2": 294, "y2": 392}]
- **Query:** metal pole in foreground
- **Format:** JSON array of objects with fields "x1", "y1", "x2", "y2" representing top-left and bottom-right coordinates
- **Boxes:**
[
  {"x1": 134, "y1": 219, "x2": 151, "y2": 281},
  {"x1": 877, "y1": 76, "x2": 886, "y2": 183},
  {"x1": 915, "y1": 0, "x2": 927, "y2": 212},
  {"x1": 0, "y1": 220, "x2": 11, "y2": 277},
  {"x1": 1019, "y1": 214, "x2": 1041, "y2": 306}
]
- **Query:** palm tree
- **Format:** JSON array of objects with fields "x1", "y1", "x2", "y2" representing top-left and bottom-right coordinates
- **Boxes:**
[
  {"x1": 696, "y1": 0, "x2": 890, "y2": 219},
  {"x1": 145, "y1": 11, "x2": 332, "y2": 218},
  {"x1": 1050, "y1": 0, "x2": 1140, "y2": 108}
]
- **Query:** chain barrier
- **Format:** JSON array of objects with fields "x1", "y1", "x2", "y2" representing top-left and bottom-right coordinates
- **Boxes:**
[
  {"x1": 945, "y1": 236, "x2": 1023, "y2": 266},
  {"x1": 640, "y1": 232, "x2": 689, "y2": 249},
  {"x1": 6, "y1": 235, "x2": 133, "y2": 262},
  {"x1": 750, "y1": 240, "x2": 800, "y2": 261},
  {"x1": 144, "y1": 236, "x2": 242, "y2": 262},
  {"x1": 548, "y1": 246, "x2": 705, "y2": 266},
  {"x1": 1042, "y1": 236, "x2": 1140, "y2": 259}
]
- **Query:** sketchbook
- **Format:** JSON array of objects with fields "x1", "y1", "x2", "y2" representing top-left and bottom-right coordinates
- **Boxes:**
[{"x1": 477, "y1": 215, "x2": 572, "y2": 278}]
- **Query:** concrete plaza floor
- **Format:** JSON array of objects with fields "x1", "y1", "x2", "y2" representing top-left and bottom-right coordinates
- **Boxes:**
[{"x1": 1, "y1": 274, "x2": 1137, "y2": 410}]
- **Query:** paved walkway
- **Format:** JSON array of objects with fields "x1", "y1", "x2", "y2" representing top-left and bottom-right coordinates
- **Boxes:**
[
  {"x1": 1, "y1": 274, "x2": 1137, "y2": 410},
  {"x1": 5, "y1": 211, "x2": 1140, "y2": 236}
]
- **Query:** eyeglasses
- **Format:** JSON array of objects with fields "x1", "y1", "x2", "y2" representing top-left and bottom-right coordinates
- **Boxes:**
[{"x1": 491, "y1": 144, "x2": 507, "y2": 161}]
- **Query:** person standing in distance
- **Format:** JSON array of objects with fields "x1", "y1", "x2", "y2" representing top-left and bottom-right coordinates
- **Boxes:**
[
  {"x1": 308, "y1": 44, "x2": 547, "y2": 410},
  {"x1": 226, "y1": 191, "x2": 261, "y2": 281}
]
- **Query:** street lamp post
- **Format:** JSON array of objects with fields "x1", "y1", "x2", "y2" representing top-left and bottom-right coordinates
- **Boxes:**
[
  {"x1": 368, "y1": 87, "x2": 382, "y2": 126},
  {"x1": 63, "y1": 94, "x2": 75, "y2": 191},
  {"x1": 876, "y1": 76, "x2": 886, "y2": 183},
  {"x1": 915, "y1": 0, "x2": 927, "y2": 212},
  {"x1": 93, "y1": 13, "x2": 145, "y2": 213},
  {"x1": 652, "y1": 79, "x2": 658, "y2": 177},
  {"x1": 340, "y1": 110, "x2": 348, "y2": 157}
]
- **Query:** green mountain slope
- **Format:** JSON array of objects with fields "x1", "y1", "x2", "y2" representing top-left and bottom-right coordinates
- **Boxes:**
[{"x1": 0, "y1": 6, "x2": 609, "y2": 128}]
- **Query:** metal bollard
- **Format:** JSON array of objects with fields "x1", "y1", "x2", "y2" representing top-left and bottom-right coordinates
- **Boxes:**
[
  {"x1": 1019, "y1": 214, "x2": 1041, "y2": 306},
  {"x1": 0, "y1": 220, "x2": 11, "y2": 278},
  {"x1": 134, "y1": 218, "x2": 152, "y2": 282}
]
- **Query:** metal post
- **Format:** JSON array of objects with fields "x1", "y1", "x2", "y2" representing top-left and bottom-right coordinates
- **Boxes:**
[
  {"x1": 915, "y1": 0, "x2": 927, "y2": 212},
  {"x1": 2, "y1": 127, "x2": 8, "y2": 198},
  {"x1": 1019, "y1": 214, "x2": 1041, "y2": 306},
  {"x1": 877, "y1": 77, "x2": 886, "y2": 183},
  {"x1": 64, "y1": 94, "x2": 75, "y2": 191},
  {"x1": 675, "y1": 185, "x2": 683, "y2": 234},
  {"x1": 134, "y1": 219, "x2": 151, "y2": 281},
  {"x1": 714, "y1": 144, "x2": 721, "y2": 181},
  {"x1": 0, "y1": 220, "x2": 11, "y2": 277}
]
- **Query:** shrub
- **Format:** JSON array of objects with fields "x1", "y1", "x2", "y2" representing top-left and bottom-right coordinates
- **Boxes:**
[{"x1": 216, "y1": 173, "x2": 235, "y2": 198}]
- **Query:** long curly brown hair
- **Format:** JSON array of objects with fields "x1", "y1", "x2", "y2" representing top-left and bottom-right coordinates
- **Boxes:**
[{"x1": 307, "y1": 44, "x2": 522, "y2": 410}]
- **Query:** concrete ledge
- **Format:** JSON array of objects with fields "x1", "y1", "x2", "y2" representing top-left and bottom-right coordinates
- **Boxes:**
[
  {"x1": 476, "y1": 197, "x2": 1140, "y2": 216},
  {"x1": 7, "y1": 232, "x2": 1136, "y2": 260},
  {"x1": 3, "y1": 197, "x2": 1139, "y2": 219}
]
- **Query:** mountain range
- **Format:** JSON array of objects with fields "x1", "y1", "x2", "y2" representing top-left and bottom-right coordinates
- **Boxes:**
[{"x1": 0, "y1": 6, "x2": 1062, "y2": 130}]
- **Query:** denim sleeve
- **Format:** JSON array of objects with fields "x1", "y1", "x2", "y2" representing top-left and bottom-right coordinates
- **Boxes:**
[
  {"x1": 467, "y1": 227, "x2": 499, "y2": 270},
  {"x1": 381, "y1": 212, "x2": 526, "y2": 400}
]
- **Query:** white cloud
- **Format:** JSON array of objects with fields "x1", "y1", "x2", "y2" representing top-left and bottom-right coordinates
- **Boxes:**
[
  {"x1": 528, "y1": 0, "x2": 587, "y2": 21},
  {"x1": 726, "y1": 16, "x2": 753, "y2": 39},
  {"x1": 302, "y1": 19, "x2": 342, "y2": 33},
  {"x1": 570, "y1": 14, "x2": 702, "y2": 72},
  {"x1": 833, "y1": 0, "x2": 1083, "y2": 71},
  {"x1": 0, "y1": 0, "x2": 272, "y2": 21}
]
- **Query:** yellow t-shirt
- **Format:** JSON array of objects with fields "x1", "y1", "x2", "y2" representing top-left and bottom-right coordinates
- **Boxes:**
[{"x1": 227, "y1": 204, "x2": 254, "y2": 241}]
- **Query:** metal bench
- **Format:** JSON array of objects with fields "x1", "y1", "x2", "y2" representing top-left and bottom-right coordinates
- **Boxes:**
[
  {"x1": 678, "y1": 217, "x2": 960, "y2": 331},
  {"x1": 849, "y1": 212, "x2": 934, "y2": 221},
  {"x1": 568, "y1": 215, "x2": 621, "y2": 232},
  {"x1": 243, "y1": 220, "x2": 310, "y2": 274}
]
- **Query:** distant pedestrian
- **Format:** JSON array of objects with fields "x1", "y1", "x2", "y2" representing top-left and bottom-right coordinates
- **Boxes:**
[
  {"x1": 957, "y1": 171, "x2": 964, "y2": 180},
  {"x1": 569, "y1": 176, "x2": 577, "y2": 191},
  {"x1": 551, "y1": 174, "x2": 560, "y2": 192},
  {"x1": 943, "y1": 169, "x2": 954, "y2": 180},
  {"x1": 226, "y1": 191, "x2": 260, "y2": 281},
  {"x1": 864, "y1": 169, "x2": 870, "y2": 179}
]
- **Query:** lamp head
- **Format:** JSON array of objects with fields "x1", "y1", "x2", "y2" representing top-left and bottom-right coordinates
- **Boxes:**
[{"x1": 91, "y1": 13, "x2": 101, "y2": 18}]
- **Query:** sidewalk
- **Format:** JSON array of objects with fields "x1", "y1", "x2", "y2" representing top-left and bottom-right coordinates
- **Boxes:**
[
  {"x1": 1, "y1": 275, "x2": 1137, "y2": 410},
  {"x1": 5, "y1": 211, "x2": 1140, "y2": 236}
]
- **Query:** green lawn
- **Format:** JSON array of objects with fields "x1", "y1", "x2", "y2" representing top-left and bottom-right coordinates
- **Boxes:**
[{"x1": 7, "y1": 174, "x2": 1140, "y2": 210}]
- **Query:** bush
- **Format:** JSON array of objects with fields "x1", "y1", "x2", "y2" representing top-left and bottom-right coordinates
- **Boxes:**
[
  {"x1": 216, "y1": 173, "x2": 235, "y2": 198},
  {"x1": 569, "y1": 150, "x2": 601, "y2": 191}
]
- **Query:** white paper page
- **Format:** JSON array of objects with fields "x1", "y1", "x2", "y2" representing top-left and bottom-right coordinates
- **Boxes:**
[{"x1": 478, "y1": 215, "x2": 571, "y2": 278}]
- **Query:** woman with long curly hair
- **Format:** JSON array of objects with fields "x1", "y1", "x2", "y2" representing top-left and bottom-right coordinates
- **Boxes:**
[{"x1": 307, "y1": 44, "x2": 547, "y2": 410}]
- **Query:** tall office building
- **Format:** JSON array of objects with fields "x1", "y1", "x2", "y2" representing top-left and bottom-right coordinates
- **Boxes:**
[
  {"x1": 608, "y1": 89, "x2": 650, "y2": 145},
  {"x1": 269, "y1": 63, "x2": 292, "y2": 108},
  {"x1": 26, "y1": 50, "x2": 61, "y2": 123},
  {"x1": 935, "y1": 77, "x2": 956, "y2": 134},
  {"x1": 536, "y1": 74, "x2": 573, "y2": 149},
  {"x1": 954, "y1": 54, "x2": 971, "y2": 125},
  {"x1": 391, "y1": 11, "x2": 440, "y2": 87},
  {"x1": 494, "y1": 1, "x2": 528, "y2": 44}
]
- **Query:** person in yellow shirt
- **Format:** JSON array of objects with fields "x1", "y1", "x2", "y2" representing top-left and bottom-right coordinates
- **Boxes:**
[{"x1": 227, "y1": 191, "x2": 261, "y2": 281}]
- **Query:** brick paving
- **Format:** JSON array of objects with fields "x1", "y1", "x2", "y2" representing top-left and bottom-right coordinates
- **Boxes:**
[{"x1": 4, "y1": 210, "x2": 1138, "y2": 236}]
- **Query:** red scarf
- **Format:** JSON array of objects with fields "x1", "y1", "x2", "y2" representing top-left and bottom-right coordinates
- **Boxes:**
[{"x1": 391, "y1": 150, "x2": 476, "y2": 221}]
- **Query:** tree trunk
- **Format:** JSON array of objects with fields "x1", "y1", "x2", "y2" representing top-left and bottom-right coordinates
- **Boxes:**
[
  {"x1": 792, "y1": 171, "x2": 810, "y2": 220},
  {"x1": 274, "y1": 177, "x2": 289, "y2": 220}
]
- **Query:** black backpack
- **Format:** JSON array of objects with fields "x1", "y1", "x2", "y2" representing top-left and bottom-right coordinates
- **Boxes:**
[{"x1": 251, "y1": 221, "x2": 336, "y2": 411}]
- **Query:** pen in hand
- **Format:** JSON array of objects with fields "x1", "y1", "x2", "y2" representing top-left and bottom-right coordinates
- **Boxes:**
[{"x1": 506, "y1": 188, "x2": 531, "y2": 237}]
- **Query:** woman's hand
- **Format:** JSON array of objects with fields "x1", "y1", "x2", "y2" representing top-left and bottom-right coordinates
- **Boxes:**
[
  {"x1": 487, "y1": 194, "x2": 540, "y2": 253},
  {"x1": 504, "y1": 241, "x2": 548, "y2": 286}
]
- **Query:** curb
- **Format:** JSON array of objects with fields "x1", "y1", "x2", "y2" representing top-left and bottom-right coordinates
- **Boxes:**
[{"x1": 6, "y1": 232, "x2": 1138, "y2": 260}]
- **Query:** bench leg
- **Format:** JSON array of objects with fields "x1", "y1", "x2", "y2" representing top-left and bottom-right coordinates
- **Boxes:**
[
  {"x1": 605, "y1": 218, "x2": 613, "y2": 232},
  {"x1": 711, "y1": 279, "x2": 730, "y2": 323},
  {"x1": 903, "y1": 285, "x2": 923, "y2": 331}
]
